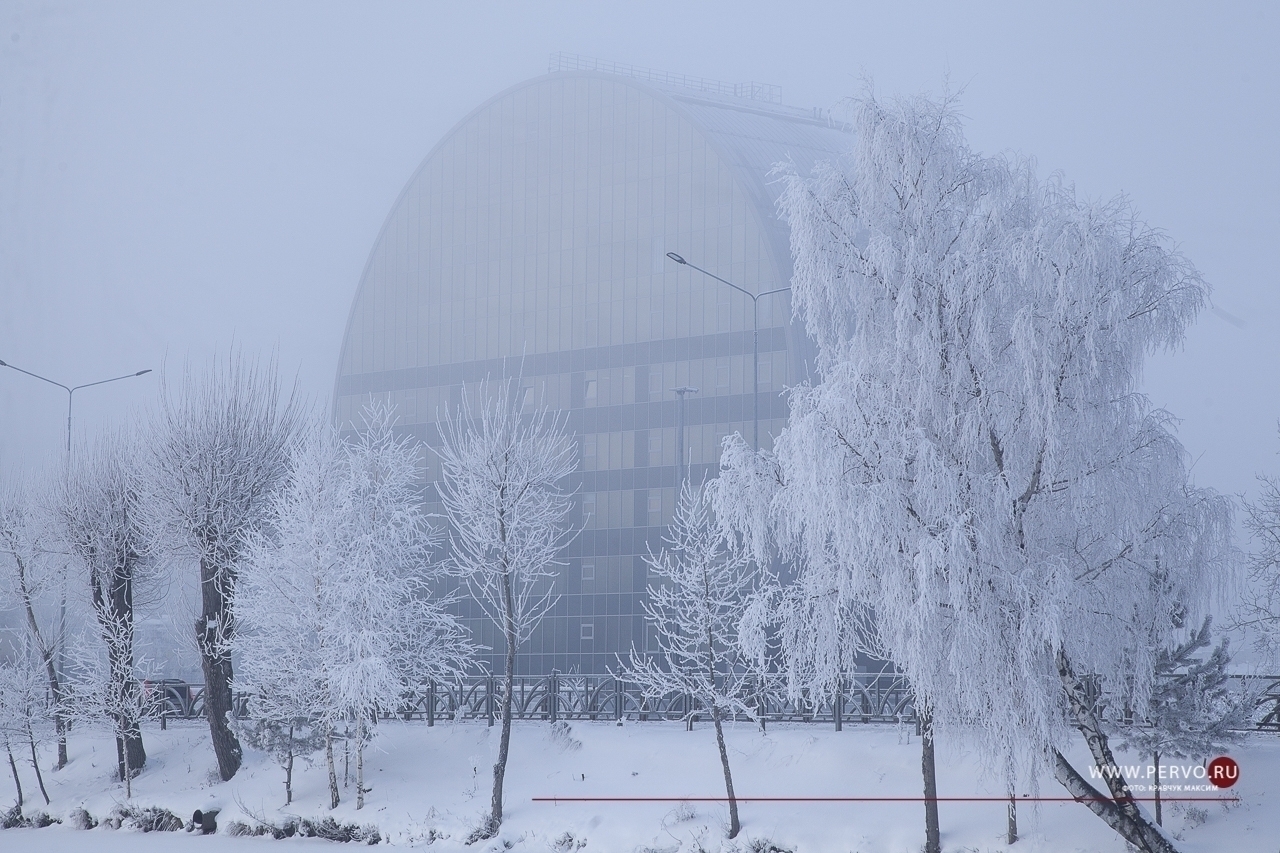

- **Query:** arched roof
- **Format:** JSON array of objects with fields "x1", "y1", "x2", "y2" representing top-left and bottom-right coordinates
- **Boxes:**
[{"x1": 335, "y1": 70, "x2": 850, "y2": 401}]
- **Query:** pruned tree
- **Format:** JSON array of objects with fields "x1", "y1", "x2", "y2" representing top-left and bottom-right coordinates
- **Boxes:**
[
  {"x1": 57, "y1": 429, "x2": 153, "y2": 786},
  {"x1": 626, "y1": 480, "x2": 757, "y2": 839},
  {"x1": 717, "y1": 91, "x2": 1232, "y2": 853},
  {"x1": 0, "y1": 484, "x2": 70, "y2": 769},
  {"x1": 436, "y1": 379, "x2": 576, "y2": 838},
  {"x1": 1118, "y1": 617, "x2": 1252, "y2": 825},
  {"x1": 146, "y1": 352, "x2": 307, "y2": 781},
  {"x1": 237, "y1": 401, "x2": 470, "y2": 810}
]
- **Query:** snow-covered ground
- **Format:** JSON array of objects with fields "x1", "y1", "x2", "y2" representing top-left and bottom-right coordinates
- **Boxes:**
[{"x1": 0, "y1": 718, "x2": 1273, "y2": 852}]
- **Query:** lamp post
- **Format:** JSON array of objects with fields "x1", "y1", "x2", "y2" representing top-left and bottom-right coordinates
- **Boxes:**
[
  {"x1": 666, "y1": 253, "x2": 790, "y2": 451},
  {"x1": 0, "y1": 357, "x2": 153, "y2": 714},
  {"x1": 671, "y1": 385, "x2": 699, "y2": 489},
  {"x1": 0, "y1": 359, "x2": 153, "y2": 455}
]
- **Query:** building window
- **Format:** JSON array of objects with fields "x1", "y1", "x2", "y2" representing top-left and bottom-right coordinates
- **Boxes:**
[
  {"x1": 584, "y1": 378, "x2": 598, "y2": 404},
  {"x1": 582, "y1": 563, "x2": 595, "y2": 581},
  {"x1": 647, "y1": 492, "x2": 662, "y2": 526},
  {"x1": 581, "y1": 623, "x2": 594, "y2": 641}
]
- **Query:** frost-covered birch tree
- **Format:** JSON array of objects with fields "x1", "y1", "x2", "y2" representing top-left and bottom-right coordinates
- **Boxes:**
[
  {"x1": 436, "y1": 380, "x2": 576, "y2": 839},
  {"x1": 0, "y1": 485, "x2": 70, "y2": 769},
  {"x1": 626, "y1": 481, "x2": 756, "y2": 839},
  {"x1": 237, "y1": 401, "x2": 470, "y2": 810},
  {"x1": 717, "y1": 92, "x2": 1232, "y2": 853},
  {"x1": 57, "y1": 430, "x2": 154, "y2": 786},
  {"x1": 146, "y1": 353, "x2": 307, "y2": 781}
]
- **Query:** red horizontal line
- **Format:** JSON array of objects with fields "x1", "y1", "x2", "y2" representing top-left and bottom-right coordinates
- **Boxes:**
[{"x1": 533, "y1": 796, "x2": 1239, "y2": 804}]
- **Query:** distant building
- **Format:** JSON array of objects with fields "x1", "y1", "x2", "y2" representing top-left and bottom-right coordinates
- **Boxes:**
[{"x1": 335, "y1": 55, "x2": 849, "y2": 674}]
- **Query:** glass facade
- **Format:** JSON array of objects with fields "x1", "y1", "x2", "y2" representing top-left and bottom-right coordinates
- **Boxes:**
[{"x1": 335, "y1": 70, "x2": 849, "y2": 674}]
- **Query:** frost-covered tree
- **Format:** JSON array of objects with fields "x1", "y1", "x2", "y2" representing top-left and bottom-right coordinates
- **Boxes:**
[
  {"x1": 57, "y1": 430, "x2": 154, "y2": 785},
  {"x1": 717, "y1": 92, "x2": 1231, "y2": 853},
  {"x1": 1118, "y1": 617, "x2": 1251, "y2": 825},
  {"x1": 0, "y1": 484, "x2": 70, "y2": 769},
  {"x1": 0, "y1": 654, "x2": 52, "y2": 807},
  {"x1": 146, "y1": 353, "x2": 307, "y2": 781},
  {"x1": 1241, "y1": 434, "x2": 1280, "y2": 654},
  {"x1": 62, "y1": 621, "x2": 160, "y2": 799},
  {"x1": 236, "y1": 422, "x2": 342, "y2": 807},
  {"x1": 237, "y1": 401, "x2": 470, "y2": 810},
  {"x1": 626, "y1": 481, "x2": 757, "y2": 839},
  {"x1": 436, "y1": 380, "x2": 576, "y2": 838}
]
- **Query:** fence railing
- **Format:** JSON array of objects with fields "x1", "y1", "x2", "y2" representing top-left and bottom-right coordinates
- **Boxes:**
[
  {"x1": 146, "y1": 671, "x2": 915, "y2": 728},
  {"x1": 142, "y1": 672, "x2": 1280, "y2": 733}
]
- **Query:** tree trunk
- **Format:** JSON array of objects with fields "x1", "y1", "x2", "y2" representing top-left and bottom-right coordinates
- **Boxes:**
[
  {"x1": 119, "y1": 696, "x2": 146, "y2": 773},
  {"x1": 1053, "y1": 750, "x2": 1178, "y2": 853},
  {"x1": 919, "y1": 707, "x2": 941, "y2": 853},
  {"x1": 103, "y1": 606, "x2": 145, "y2": 775},
  {"x1": 356, "y1": 713, "x2": 366, "y2": 810},
  {"x1": 488, "y1": 598, "x2": 517, "y2": 837},
  {"x1": 197, "y1": 554, "x2": 242, "y2": 781},
  {"x1": 5, "y1": 741, "x2": 22, "y2": 808},
  {"x1": 25, "y1": 725, "x2": 48, "y2": 806},
  {"x1": 1007, "y1": 794, "x2": 1018, "y2": 844},
  {"x1": 285, "y1": 725, "x2": 294, "y2": 805},
  {"x1": 325, "y1": 730, "x2": 339, "y2": 809},
  {"x1": 711, "y1": 705, "x2": 740, "y2": 839},
  {"x1": 18, "y1": 557, "x2": 68, "y2": 770},
  {"x1": 1055, "y1": 650, "x2": 1178, "y2": 853},
  {"x1": 1153, "y1": 752, "x2": 1162, "y2": 826}
]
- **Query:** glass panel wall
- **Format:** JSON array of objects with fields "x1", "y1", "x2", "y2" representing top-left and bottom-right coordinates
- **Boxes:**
[{"x1": 335, "y1": 72, "x2": 847, "y2": 674}]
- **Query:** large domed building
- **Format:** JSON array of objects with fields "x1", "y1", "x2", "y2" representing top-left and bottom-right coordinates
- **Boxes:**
[{"x1": 335, "y1": 55, "x2": 849, "y2": 674}]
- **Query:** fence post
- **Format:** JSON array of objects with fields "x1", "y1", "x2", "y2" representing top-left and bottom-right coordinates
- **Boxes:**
[
  {"x1": 487, "y1": 675, "x2": 495, "y2": 727},
  {"x1": 427, "y1": 679, "x2": 435, "y2": 728},
  {"x1": 834, "y1": 677, "x2": 843, "y2": 732},
  {"x1": 550, "y1": 670, "x2": 559, "y2": 723},
  {"x1": 615, "y1": 676, "x2": 624, "y2": 724}
]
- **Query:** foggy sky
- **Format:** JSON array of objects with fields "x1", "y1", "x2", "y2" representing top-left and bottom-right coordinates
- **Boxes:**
[{"x1": 2, "y1": 1, "x2": 1277, "y2": 512}]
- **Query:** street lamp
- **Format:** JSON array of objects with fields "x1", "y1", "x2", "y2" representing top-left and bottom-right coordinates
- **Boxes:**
[
  {"x1": 0, "y1": 359, "x2": 153, "y2": 454},
  {"x1": 671, "y1": 385, "x2": 699, "y2": 488},
  {"x1": 0, "y1": 358, "x2": 153, "y2": 689},
  {"x1": 666, "y1": 252, "x2": 790, "y2": 451}
]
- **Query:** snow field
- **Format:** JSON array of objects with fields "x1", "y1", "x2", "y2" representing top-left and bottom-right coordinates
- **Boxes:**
[{"x1": 1, "y1": 719, "x2": 1273, "y2": 852}]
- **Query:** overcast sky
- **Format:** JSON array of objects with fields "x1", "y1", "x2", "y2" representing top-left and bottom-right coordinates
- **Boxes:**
[{"x1": 2, "y1": 1, "x2": 1277, "y2": 508}]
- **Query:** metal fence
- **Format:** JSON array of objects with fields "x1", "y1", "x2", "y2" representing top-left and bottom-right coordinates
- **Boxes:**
[
  {"x1": 144, "y1": 672, "x2": 1280, "y2": 733},
  {"x1": 147, "y1": 671, "x2": 914, "y2": 729}
]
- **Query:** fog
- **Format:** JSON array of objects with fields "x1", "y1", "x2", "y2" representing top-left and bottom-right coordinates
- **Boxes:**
[{"x1": 3, "y1": 0, "x2": 1277, "y2": 506}]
